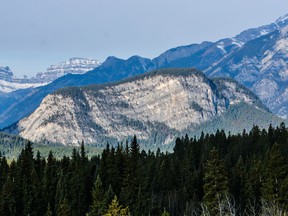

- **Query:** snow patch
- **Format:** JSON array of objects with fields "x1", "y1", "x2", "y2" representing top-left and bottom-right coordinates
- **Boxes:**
[{"x1": 0, "y1": 79, "x2": 48, "y2": 93}]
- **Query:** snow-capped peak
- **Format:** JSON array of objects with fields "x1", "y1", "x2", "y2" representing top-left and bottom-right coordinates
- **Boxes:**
[
  {"x1": 275, "y1": 14, "x2": 288, "y2": 27},
  {"x1": 276, "y1": 14, "x2": 288, "y2": 23}
]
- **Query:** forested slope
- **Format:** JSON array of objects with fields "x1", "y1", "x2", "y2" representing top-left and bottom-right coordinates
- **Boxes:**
[{"x1": 0, "y1": 123, "x2": 288, "y2": 215}]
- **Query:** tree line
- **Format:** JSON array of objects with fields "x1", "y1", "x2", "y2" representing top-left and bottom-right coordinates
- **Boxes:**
[{"x1": 0, "y1": 123, "x2": 288, "y2": 215}]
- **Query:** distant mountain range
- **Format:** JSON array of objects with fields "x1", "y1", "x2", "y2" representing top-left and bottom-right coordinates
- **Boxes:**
[
  {"x1": 33, "y1": 57, "x2": 101, "y2": 83},
  {"x1": 8, "y1": 68, "x2": 283, "y2": 147},
  {"x1": 1, "y1": 14, "x2": 288, "y2": 130},
  {"x1": 0, "y1": 57, "x2": 101, "y2": 87}
]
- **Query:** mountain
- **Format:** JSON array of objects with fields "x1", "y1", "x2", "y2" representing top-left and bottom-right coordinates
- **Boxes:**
[
  {"x1": 0, "y1": 56, "x2": 152, "y2": 129},
  {"x1": 32, "y1": 57, "x2": 101, "y2": 83},
  {"x1": 9, "y1": 68, "x2": 283, "y2": 147},
  {"x1": 207, "y1": 23, "x2": 288, "y2": 118},
  {"x1": 0, "y1": 66, "x2": 14, "y2": 82},
  {"x1": 152, "y1": 14, "x2": 288, "y2": 118},
  {"x1": 0, "y1": 66, "x2": 45, "y2": 93},
  {"x1": 1, "y1": 14, "x2": 288, "y2": 129},
  {"x1": 0, "y1": 79, "x2": 46, "y2": 93},
  {"x1": 0, "y1": 57, "x2": 101, "y2": 92},
  {"x1": 153, "y1": 15, "x2": 288, "y2": 71}
]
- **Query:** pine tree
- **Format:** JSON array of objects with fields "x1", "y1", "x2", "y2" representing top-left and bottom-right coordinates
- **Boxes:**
[
  {"x1": 0, "y1": 175, "x2": 17, "y2": 215},
  {"x1": 18, "y1": 142, "x2": 35, "y2": 216},
  {"x1": 121, "y1": 135, "x2": 140, "y2": 213},
  {"x1": 89, "y1": 175, "x2": 106, "y2": 216},
  {"x1": 104, "y1": 195, "x2": 129, "y2": 216},
  {"x1": 105, "y1": 184, "x2": 115, "y2": 208},
  {"x1": 0, "y1": 155, "x2": 9, "y2": 190},
  {"x1": 244, "y1": 159, "x2": 262, "y2": 214},
  {"x1": 203, "y1": 148, "x2": 229, "y2": 215},
  {"x1": 262, "y1": 143, "x2": 288, "y2": 209},
  {"x1": 45, "y1": 203, "x2": 53, "y2": 216},
  {"x1": 57, "y1": 198, "x2": 71, "y2": 216},
  {"x1": 161, "y1": 208, "x2": 170, "y2": 216},
  {"x1": 43, "y1": 151, "x2": 58, "y2": 215}
]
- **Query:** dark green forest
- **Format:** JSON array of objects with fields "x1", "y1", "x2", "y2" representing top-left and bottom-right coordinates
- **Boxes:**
[{"x1": 0, "y1": 123, "x2": 288, "y2": 215}]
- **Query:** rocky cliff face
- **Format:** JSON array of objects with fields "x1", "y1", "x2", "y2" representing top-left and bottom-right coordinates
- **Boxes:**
[
  {"x1": 0, "y1": 67, "x2": 14, "y2": 82},
  {"x1": 15, "y1": 68, "x2": 274, "y2": 146},
  {"x1": 34, "y1": 57, "x2": 101, "y2": 83}
]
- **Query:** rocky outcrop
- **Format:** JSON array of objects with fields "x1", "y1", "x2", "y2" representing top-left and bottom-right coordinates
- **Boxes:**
[
  {"x1": 33, "y1": 57, "x2": 101, "y2": 83},
  {"x1": 15, "y1": 68, "x2": 276, "y2": 146},
  {"x1": 0, "y1": 67, "x2": 14, "y2": 82}
]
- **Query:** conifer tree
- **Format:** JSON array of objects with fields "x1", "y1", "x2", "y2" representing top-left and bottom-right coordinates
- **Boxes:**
[
  {"x1": 262, "y1": 143, "x2": 288, "y2": 209},
  {"x1": 45, "y1": 203, "x2": 53, "y2": 216},
  {"x1": 89, "y1": 175, "x2": 106, "y2": 216},
  {"x1": 57, "y1": 198, "x2": 71, "y2": 216},
  {"x1": 121, "y1": 135, "x2": 140, "y2": 212},
  {"x1": 0, "y1": 174, "x2": 17, "y2": 215},
  {"x1": 203, "y1": 148, "x2": 228, "y2": 215},
  {"x1": 161, "y1": 208, "x2": 170, "y2": 216},
  {"x1": 44, "y1": 151, "x2": 58, "y2": 215},
  {"x1": 104, "y1": 195, "x2": 129, "y2": 216}
]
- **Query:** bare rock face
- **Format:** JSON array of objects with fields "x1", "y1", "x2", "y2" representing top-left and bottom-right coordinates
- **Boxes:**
[
  {"x1": 0, "y1": 67, "x2": 14, "y2": 82},
  {"x1": 16, "y1": 68, "x2": 267, "y2": 146},
  {"x1": 34, "y1": 57, "x2": 101, "y2": 83}
]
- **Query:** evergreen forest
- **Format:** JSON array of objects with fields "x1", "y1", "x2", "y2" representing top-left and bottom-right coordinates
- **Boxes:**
[{"x1": 0, "y1": 123, "x2": 288, "y2": 215}]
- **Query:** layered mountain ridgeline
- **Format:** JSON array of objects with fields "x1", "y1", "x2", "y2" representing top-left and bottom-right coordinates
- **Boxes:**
[
  {"x1": 0, "y1": 58, "x2": 101, "y2": 125},
  {"x1": 1, "y1": 14, "x2": 288, "y2": 129},
  {"x1": 8, "y1": 68, "x2": 284, "y2": 147},
  {"x1": 33, "y1": 57, "x2": 102, "y2": 83},
  {"x1": 0, "y1": 57, "x2": 101, "y2": 86},
  {"x1": 0, "y1": 56, "x2": 153, "y2": 129},
  {"x1": 207, "y1": 25, "x2": 288, "y2": 118},
  {"x1": 0, "y1": 66, "x2": 45, "y2": 93}
]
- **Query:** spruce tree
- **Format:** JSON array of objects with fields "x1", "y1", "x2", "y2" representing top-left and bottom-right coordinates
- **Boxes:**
[
  {"x1": 203, "y1": 148, "x2": 228, "y2": 215},
  {"x1": 45, "y1": 203, "x2": 53, "y2": 216},
  {"x1": 43, "y1": 151, "x2": 58, "y2": 215},
  {"x1": 57, "y1": 198, "x2": 71, "y2": 216},
  {"x1": 89, "y1": 175, "x2": 106, "y2": 216},
  {"x1": 262, "y1": 143, "x2": 288, "y2": 209},
  {"x1": 104, "y1": 195, "x2": 129, "y2": 216}
]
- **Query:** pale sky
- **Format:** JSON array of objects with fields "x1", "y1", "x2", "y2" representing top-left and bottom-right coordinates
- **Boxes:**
[{"x1": 1, "y1": 0, "x2": 288, "y2": 77}]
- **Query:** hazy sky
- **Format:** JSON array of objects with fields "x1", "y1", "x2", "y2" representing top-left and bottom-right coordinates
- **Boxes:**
[{"x1": 1, "y1": 0, "x2": 288, "y2": 77}]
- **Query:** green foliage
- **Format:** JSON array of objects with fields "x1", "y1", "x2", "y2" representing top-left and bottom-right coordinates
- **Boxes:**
[
  {"x1": 45, "y1": 203, "x2": 53, "y2": 216},
  {"x1": 0, "y1": 123, "x2": 288, "y2": 215},
  {"x1": 262, "y1": 143, "x2": 288, "y2": 209},
  {"x1": 104, "y1": 195, "x2": 129, "y2": 216},
  {"x1": 89, "y1": 175, "x2": 106, "y2": 216},
  {"x1": 57, "y1": 198, "x2": 71, "y2": 216},
  {"x1": 203, "y1": 148, "x2": 229, "y2": 215},
  {"x1": 161, "y1": 208, "x2": 170, "y2": 216}
]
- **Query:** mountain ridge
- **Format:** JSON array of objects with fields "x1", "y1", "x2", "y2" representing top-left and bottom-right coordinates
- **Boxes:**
[
  {"x1": 1, "y1": 13, "x2": 288, "y2": 129},
  {"x1": 10, "y1": 68, "x2": 283, "y2": 147}
]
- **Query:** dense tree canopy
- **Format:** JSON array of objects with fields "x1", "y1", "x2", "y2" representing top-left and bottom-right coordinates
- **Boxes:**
[{"x1": 0, "y1": 124, "x2": 287, "y2": 215}]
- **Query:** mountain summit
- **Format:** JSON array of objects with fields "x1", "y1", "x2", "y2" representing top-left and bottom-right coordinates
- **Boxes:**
[
  {"x1": 12, "y1": 68, "x2": 281, "y2": 147},
  {"x1": 1, "y1": 14, "x2": 288, "y2": 129}
]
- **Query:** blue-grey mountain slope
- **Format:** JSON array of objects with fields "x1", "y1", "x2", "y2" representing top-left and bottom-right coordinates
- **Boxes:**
[
  {"x1": 207, "y1": 24, "x2": 288, "y2": 118},
  {"x1": 1, "y1": 14, "x2": 288, "y2": 129},
  {"x1": 0, "y1": 56, "x2": 153, "y2": 128}
]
